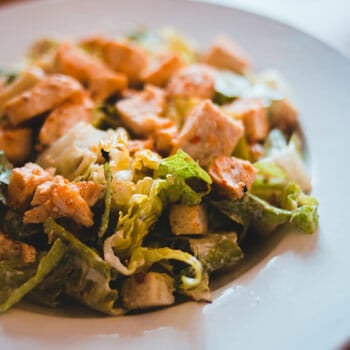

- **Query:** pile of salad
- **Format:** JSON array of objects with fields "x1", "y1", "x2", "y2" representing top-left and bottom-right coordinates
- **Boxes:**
[{"x1": 0, "y1": 29, "x2": 318, "y2": 315}]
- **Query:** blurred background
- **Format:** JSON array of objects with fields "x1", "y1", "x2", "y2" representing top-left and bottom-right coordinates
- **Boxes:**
[{"x1": 1, "y1": 0, "x2": 349, "y2": 57}]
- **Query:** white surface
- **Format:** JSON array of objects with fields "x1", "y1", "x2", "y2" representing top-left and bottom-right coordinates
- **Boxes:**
[{"x1": 0, "y1": 0, "x2": 349, "y2": 349}]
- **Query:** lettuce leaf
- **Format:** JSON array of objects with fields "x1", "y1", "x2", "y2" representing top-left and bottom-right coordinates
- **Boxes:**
[
  {"x1": 0, "y1": 238, "x2": 67, "y2": 313},
  {"x1": 155, "y1": 149, "x2": 212, "y2": 205},
  {"x1": 0, "y1": 151, "x2": 12, "y2": 206},
  {"x1": 43, "y1": 219, "x2": 122, "y2": 315}
]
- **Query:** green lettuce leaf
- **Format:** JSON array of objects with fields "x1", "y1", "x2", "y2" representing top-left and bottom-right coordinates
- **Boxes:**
[
  {"x1": 154, "y1": 149, "x2": 212, "y2": 205},
  {"x1": 43, "y1": 219, "x2": 122, "y2": 315},
  {"x1": 0, "y1": 238, "x2": 67, "y2": 313},
  {"x1": 0, "y1": 151, "x2": 12, "y2": 206}
]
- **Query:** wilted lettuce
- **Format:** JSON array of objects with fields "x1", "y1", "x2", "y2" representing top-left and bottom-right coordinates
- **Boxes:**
[{"x1": 0, "y1": 151, "x2": 12, "y2": 206}]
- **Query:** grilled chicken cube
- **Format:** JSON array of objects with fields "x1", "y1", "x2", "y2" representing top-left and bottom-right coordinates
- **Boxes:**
[
  {"x1": 269, "y1": 99, "x2": 298, "y2": 133},
  {"x1": 23, "y1": 176, "x2": 104, "y2": 227},
  {"x1": 169, "y1": 204, "x2": 208, "y2": 235},
  {"x1": 208, "y1": 156, "x2": 257, "y2": 200},
  {"x1": 4, "y1": 74, "x2": 83, "y2": 126},
  {"x1": 0, "y1": 128, "x2": 32, "y2": 164},
  {"x1": 8, "y1": 163, "x2": 54, "y2": 210},
  {"x1": 203, "y1": 37, "x2": 250, "y2": 74},
  {"x1": 153, "y1": 123, "x2": 178, "y2": 154},
  {"x1": 166, "y1": 63, "x2": 216, "y2": 99},
  {"x1": 224, "y1": 98, "x2": 269, "y2": 141},
  {"x1": 0, "y1": 67, "x2": 44, "y2": 116},
  {"x1": 116, "y1": 85, "x2": 171, "y2": 136},
  {"x1": 39, "y1": 93, "x2": 94, "y2": 146},
  {"x1": 142, "y1": 54, "x2": 183, "y2": 87},
  {"x1": 0, "y1": 233, "x2": 37, "y2": 264},
  {"x1": 55, "y1": 42, "x2": 127, "y2": 101},
  {"x1": 172, "y1": 100, "x2": 244, "y2": 167},
  {"x1": 74, "y1": 181, "x2": 105, "y2": 207}
]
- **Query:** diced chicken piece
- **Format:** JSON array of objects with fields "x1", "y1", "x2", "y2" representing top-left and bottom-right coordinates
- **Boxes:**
[
  {"x1": 248, "y1": 142, "x2": 264, "y2": 162},
  {"x1": 79, "y1": 35, "x2": 108, "y2": 56},
  {"x1": 39, "y1": 93, "x2": 94, "y2": 146},
  {"x1": 4, "y1": 74, "x2": 83, "y2": 126},
  {"x1": 142, "y1": 54, "x2": 183, "y2": 87},
  {"x1": 116, "y1": 85, "x2": 171, "y2": 136},
  {"x1": 55, "y1": 43, "x2": 127, "y2": 102},
  {"x1": 166, "y1": 63, "x2": 216, "y2": 99},
  {"x1": 203, "y1": 37, "x2": 250, "y2": 74},
  {"x1": 224, "y1": 98, "x2": 269, "y2": 141},
  {"x1": 0, "y1": 128, "x2": 32, "y2": 164},
  {"x1": 269, "y1": 99, "x2": 298, "y2": 133},
  {"x1": 8, "y1": 163, "x2": 54, "y2": 210},
  {"x1": 74, "y1": 181, "x2": 104, "y2": 206},
  {"x1": 0, "y1": 67, "x2": 44, "y2": 116},
  {"x1": 208, "y1": 156, "x2": 257, "y2": 200},
  {"x1": 104, "y1": 40, "x2": 148, "y2": 84},
  {"x1": 153, "y1": 123, "x2": 178, "y2": 154},
  {"x1": 173, "y1": 100, "x2": 244, "y2": 167},
  {"x1": 23, "y1": 176, "x2": 101, "y2": 227},
  {"x1": 169, "y1": 204, "x2": 208, "y2": 235},
  {"x1": 122, "y1": 272, "x2": 175, "y2": 311},
  {"x1": 128, "y1": 139, "x2": 154, "y2": 155},
  {"x1": 0, "y1": 233, "x2": 37, "y2": 264}
]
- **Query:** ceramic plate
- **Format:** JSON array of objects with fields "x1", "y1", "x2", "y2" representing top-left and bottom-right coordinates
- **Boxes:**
[{"x1": 0, "y1": 0, "x2": 349, "y2": 349}]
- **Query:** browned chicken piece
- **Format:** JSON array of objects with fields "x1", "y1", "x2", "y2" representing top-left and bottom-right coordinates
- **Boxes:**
[
  {"x1": 23, "y1": 176, "x2": 103, "y2": 227},
  {"x1": 224, "y1": 98, "x2": 269, "y2": 141},
  {"x1": 74, "y1": 181, "x2": 104, "y2": 206},
  {"x1": 0, "y1": 233, "x2": 37, "y2": 264},
  {"x1": 55, "y1": 42, "x2": 127, "y2": 102},
  {"x1": 269, "y1": 99, "x2": 298, "y2": 133},
  {"x1": 116, "y1": 85, "x2": 172, "y2": 136},
  {"x1": 7, "y1": 163, "x2": 54, "y2": 210},
  {"x1": 166, "y1": 63, "x2": 217, "y2": 100},
  {"x1": 203, "y1": 37, "x2": 250, "y2": 74},
  {"x1": 0, "y1": 128, "x2": 32, "y2": 164},
  {"x1": 128, "y1": 139, "x2": 154, "y2": 155},
  {"x1": 104, "y1": 40, "x2": 148, "y2": 84},
  {"x1": 248, "y1": 142, "x2": 264, "y2": 162},
  {"x1": 0, "y1": 67, "x2": 44, "y2": 116},
  {"x1": 208, "y1": 156, "x2": 257, "y2": 200},
  {"x1": 79, "y1": 35, "x2": 108, "y2": 56},
  {"x1": 172, "y1": 100, "x2": 244, "y2": 168},
  {"x1": 153, "y1": 122, "x2": 178, "y2": 154},
  {"x1": 39, "y1": 92, "x2": 94, "y2": 146},
  {"x1": 142, "y1": 54, "x2": 183, "y2": 87},
  {"x1": 4, "y1": 74, "x2": 83, "y2": 126}
]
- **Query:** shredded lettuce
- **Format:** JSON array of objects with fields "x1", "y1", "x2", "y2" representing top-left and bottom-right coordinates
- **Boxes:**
[{"x1": 0, "y1": 238, "x2": 67, "y2": 313}]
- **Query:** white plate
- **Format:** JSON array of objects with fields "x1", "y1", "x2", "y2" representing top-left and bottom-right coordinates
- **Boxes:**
[{"x1": 0, "y1": 1, "x2": 349, "y2": 349}]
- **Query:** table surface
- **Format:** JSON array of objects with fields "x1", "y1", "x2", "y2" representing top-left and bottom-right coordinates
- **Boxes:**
[{"x1": 1, "y1": 0, "x2": 349, "y2": 58}]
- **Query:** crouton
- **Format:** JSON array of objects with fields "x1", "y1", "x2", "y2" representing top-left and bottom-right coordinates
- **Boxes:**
[
  {"x1": 224, "y1": 98, "x2": 269, "y2": 141},
  {"x1": 203, "y1": 37, "x2": 250, "y2": 74},
  {"x1": 4, "y1": 74, "x2": 83, "y2": 126},
  {"x1": 8, "y1": 163, "x2": 54, "y2": 210},
  {"x1": 208, "y1": 156, "x2": 257, "y2": 200},
  {"x1": 172, "y1": 100, "x2": 243, "y2": 167},
  {"x1": 55, "y1": 42, "x2": 127, "y2": 102},
  {"x1": 166, "y1": 64, "x2": 216, "y2": 99},
  {"x1": 0, "y1": 233, "x2": 37, "y2": 265},
  {"x1": 23, "y1": 176, "x2": 102, "y2": 227},
  {"x1": 142, "y1": 54, "x2": 183, "y2": 87},
  {"x1": 116, "y1": 85, "x2": 171, "y2": 136},
  {"x1": 269, "y1": 99, "x2": 298, "y2": 133},
  {"x1": 39, "y1": 93, "x2": 94, "y2": 146},
  {"x1": 169, "y1": 204, "x2": 208, "y2": 235},
  {"x1": 0, "y1": 128, "x2": 32, "y2": 164}
]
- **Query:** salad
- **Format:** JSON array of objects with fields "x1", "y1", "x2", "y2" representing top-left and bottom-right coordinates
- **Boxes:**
[{"x1": 0, "y1": 29, "x2": 318, "y2": 315}]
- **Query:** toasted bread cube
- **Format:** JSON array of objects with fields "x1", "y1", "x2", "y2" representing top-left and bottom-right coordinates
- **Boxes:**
[
  {"x1": 0, "y1": 128, "x2": 32, "y2": 164},
  {"x1": 166, "y1": 64, "x2": 216, "y2": 99},
  {"x1": 116, "y1": 85, "x2": 171, "y2": 136},
  {"x1": 172, "y1": 100, "x2": 243, "y2": 168},
  {"x1": 225, "y1": 98, "x2": 269, "y2": 141},
  {"x1": 122, "y1": 272, "x2": 175, "y2": 311},
  {"x1": 142, "y1": 54, "x2": 183, "y2": 87},
  {"x1": 169, "y1": 204, "x2": 208, "y2": 235},
  {"x1": 208, "y1": 156, "x2": 257, "y2": 200},
  {"x1": 4, "y1": 74, "x2": 83, "y2": 126},
  {"x1": 203, "y1": 37, "x2": 250, "y2": 74}
]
